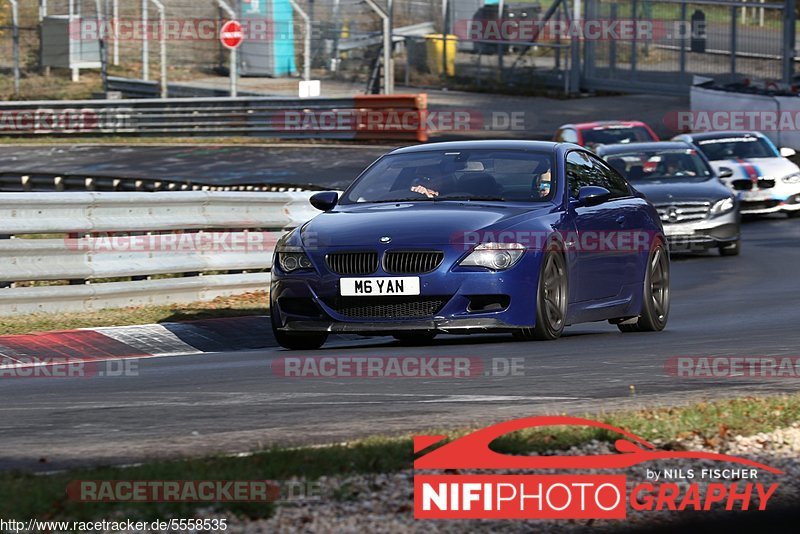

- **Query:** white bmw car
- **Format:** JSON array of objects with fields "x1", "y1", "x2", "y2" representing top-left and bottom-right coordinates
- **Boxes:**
[{"x1": 673, "y1": 131, "x2": 800, "y2": 217}]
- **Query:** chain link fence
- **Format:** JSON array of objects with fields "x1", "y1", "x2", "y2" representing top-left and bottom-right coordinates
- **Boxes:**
[{"x1": 0, "y1": 0, "x2": 796, "y2": 100}]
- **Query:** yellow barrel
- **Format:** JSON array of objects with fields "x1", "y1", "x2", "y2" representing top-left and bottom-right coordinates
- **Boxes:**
[{"x1": 425, "y1": 34, "x2": 457, "y2": 77}]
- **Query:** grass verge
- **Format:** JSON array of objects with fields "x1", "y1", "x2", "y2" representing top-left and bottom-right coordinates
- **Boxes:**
[
  {"x1": 0, "y1": 292, "x2": 268, "y2": 336},
  {"x1": 2, "y1": 394, "x2": 799, "y2": 522}
]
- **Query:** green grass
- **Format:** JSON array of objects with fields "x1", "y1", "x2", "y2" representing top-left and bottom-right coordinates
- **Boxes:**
[
  {"x1": 0, "y1": 292, "x2": 268, "y2": 336},
  {"x1": 3, "y1": 394, "x2": 799, "y2": 522}
]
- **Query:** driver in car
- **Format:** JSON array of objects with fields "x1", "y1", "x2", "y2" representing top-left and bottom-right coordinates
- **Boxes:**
[
  {"x1": 660, "y1": 153, "x2": 696, "y2": 177},
  {"x1": 410, "y1": 173, "x2": 455, "y2": 199}
]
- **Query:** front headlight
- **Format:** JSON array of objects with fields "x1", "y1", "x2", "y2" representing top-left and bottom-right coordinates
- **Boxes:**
[
  {"x1": 782, "y1": 172, "x2": 800, "y2": 184},
  {"x1": 710, "y1": 197, "x2": 735, "y2": 216},
  {"x1": 276, "y1": 246, "x2": 314, "y2": 273},
  {"x1": 459, "y1": 243, "x2": 525, "y2": 271}
]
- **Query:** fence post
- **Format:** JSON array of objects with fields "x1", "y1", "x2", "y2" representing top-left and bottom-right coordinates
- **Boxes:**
[
  {"x1": 39, "y1": 0, "x2": 48, "y2": 74},
  {"x1": 568, "y1": 0, "x2": 581, "y2": 94},
  {"x1": 730, "y1": 6, "x2": 737, "y2": 76},
  {"x1": 9, "y1": 0, "x2": 20, "y2": 98},
  {"x1": 150, "y1": 0, "x2": 167, "y2": 98},
  {"x1": 631, "y1": 0, "x2": 638, "y2": 80},
  {"x1": 783, "y1": 0, "x2": 796, "y2": 84},
  {"x1": 142, "y1": 0, "x2": 149, "y2": 80},
  {"x1": 94, "y1": 0, "x2": 108, "y2": 94},
  {"x1": 216, "y1": 0, "x2": 238, "y2": 97},
  {"x1": 112, "y1": 0, "x2": 119, "y2": 65},
  {"x1": 365, "y1": 0, "x2": 393, "y2": 94},
  {"x1": 498, "y1": 0, "x2": 505, "y2": 80},
  {"x1": 679, "y1": 1, "x2": 687, "y2": 75},
  {"x1": 442, "y1": 0, "x2": 448, "y2": 83},
  {"x1": 288, "y1": 0, "x2": 311, "y2": 81}
]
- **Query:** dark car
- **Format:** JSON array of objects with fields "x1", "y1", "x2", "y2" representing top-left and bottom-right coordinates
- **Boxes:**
[
  {"x1": 270, "y1": 141, "x2": 669, "y2": 350},
  {"x1": 597, "y1": 142, "x2": 741, "y2": 256}
]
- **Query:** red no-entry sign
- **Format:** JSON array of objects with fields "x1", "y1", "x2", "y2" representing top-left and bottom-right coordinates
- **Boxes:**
[{"x1": 220, "y1": 20, "x2": 244, "y2": 50}]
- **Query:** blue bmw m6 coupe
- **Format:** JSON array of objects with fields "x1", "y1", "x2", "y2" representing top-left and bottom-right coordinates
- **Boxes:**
[{"x1": 270, "y1": 141, "x2": 670, "y2": 350}]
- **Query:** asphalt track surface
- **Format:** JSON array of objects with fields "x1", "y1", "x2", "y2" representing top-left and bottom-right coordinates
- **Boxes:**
[{"x1": 1, "y1": 216, "x2": 799, "y2": 472}]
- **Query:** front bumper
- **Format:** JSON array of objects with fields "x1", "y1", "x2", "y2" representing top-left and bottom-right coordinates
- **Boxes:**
[
  {"x1": 278, "y1": 317, "x2": 517, "y2": 335},
  {"x1": 662, "y1": 218, "x2": 740, "y2": 252},
  {"x1": 738, "y1": 192, "x2": 800, "y2": 215},
  {"x1": 271, "y1": 252, "x2": 545, "y2": 335}
]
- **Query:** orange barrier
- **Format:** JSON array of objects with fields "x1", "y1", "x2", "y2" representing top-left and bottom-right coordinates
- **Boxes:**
[{"x1": 353, "y1": 94, "x2": 429, "y2": 143}]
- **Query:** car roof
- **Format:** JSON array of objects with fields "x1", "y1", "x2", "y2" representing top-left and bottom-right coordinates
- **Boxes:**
[
  {"x1": 598, "y1": 141, "x2": 692, "y2": 155},
  {"x1": 561, "y1": 120, "x2": 649, "y2": 130},
  {"x1": 388, "y1": 140, "x2": 564, "y2": 155},
  {"x1": 679, "y1": 130, "x2": 765, "y2": 141}
]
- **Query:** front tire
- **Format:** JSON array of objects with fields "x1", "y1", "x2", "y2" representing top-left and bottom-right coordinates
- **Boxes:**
[
  {"x1": 515, "y1": 246, "x2": 567, "y2": 341},
  {"x1": 719, "y1": 240, "x2": 740, "y2": 256},
  {"x1": 619, "y1": 241, "x2": 670, "y2": 333},
  {"x1": 271, "y1": 313, "x2": 328, "y2": 350}
]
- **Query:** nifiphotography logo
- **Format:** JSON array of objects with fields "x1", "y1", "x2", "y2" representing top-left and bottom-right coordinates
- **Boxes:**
[{"x1": 413, "y1": 416, "x2": 782, "y2": 520}]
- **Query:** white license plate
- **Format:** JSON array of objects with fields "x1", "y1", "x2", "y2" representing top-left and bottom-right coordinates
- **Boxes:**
[
  {"x1": 740, "y1": 190, "x2": 771, "y2": 202},
  {"x1": 340, "y1": 277, "x2": 420, "y2": 297},
  {"x1": 664, "y1": 224, "x2": 693, "y2": 237}
]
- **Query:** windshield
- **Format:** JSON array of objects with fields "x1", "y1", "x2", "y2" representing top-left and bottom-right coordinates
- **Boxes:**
[
  {"x1": 603, "y1": 148, "x2": 714, "y2": 182},
  {"x1": 695, "y1": 136, "x2": 779, "y2": 161},
  {"x1": 341, "y1": 149, "x2": 557, "y2": 204},
  {"x1": 581, "y1": 126, "x2": 655, "y2": 147}
]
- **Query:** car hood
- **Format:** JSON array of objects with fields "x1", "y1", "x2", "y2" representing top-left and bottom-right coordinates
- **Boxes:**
[
  {"x1": 709, "y1": 158, "x2": 799, "y2": 182},
  {"x1": 631, "y1": 179, "x2": 731, "y2": 204},
  {"x1": 301, "y1": 202, "x2": 555, "y2": 247}
]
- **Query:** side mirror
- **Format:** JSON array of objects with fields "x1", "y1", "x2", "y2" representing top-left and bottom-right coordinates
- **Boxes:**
[
  {"x1": 717, "y1": 167, "x2": 734, "y2": 179},
  {"x1": 310, "y1": 191, "x2": 339, "y2": 212},
  {"x1": 780, "y1": 147, "x2": 797, "y2": 158},
  {"x1": 576, "y1": 186, "x2": 612, "y2": 207}
]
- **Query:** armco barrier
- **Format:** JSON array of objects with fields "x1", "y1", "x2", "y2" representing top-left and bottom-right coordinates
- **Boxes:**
[
  {"x1": 0, "y1": 171, "x2": 325, "y2": 193},
  {"x1": 0, "y1": 191, "x2": 325, "y2": 316},
  {"x1": 0, "y1": 94, "x2": 429, "y2": 142}
]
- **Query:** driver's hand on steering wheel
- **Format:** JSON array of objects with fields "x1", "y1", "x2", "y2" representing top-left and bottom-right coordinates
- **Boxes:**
[{"x1": 410, "y1": 183, "x2": 439, "y2": 198}]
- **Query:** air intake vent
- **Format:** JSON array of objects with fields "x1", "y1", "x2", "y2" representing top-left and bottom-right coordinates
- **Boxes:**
[
  {"x1": 384, "y1": 251, "x2": 444, "y2": 274},
  {"x1": 326, "y1": 252, "x2": 378, "y2": 275},
  {"x1": 326, "y1": 296, "x2": 447, "y2": 319}
]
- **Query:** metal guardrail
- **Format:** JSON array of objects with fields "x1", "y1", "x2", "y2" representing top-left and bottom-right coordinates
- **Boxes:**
[
  {"x1": 106, "y1": 76, "x2": 265, "y2": 99},
  {"x1": 0, "y1": 94, "x2": 429, "y2": 142},
  {"x1": 0, "y1": 191, "x2": 324, "y2": 316},
  {"x1": 0, "y1": 171, "x2": 326, "y2": 193}
]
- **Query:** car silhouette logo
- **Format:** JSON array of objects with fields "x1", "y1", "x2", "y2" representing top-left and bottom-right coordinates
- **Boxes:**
[
  {"x1": 380, "y1": 236, "x2": 392, "y2": 244},
  {"x1": 414, "y1": 416, "x2": 783, "y2": 473}
]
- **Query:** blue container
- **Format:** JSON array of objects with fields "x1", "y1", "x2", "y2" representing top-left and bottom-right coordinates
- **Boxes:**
[{"x1": 238, "y1": 0, "x2": 297, "y2": 77}]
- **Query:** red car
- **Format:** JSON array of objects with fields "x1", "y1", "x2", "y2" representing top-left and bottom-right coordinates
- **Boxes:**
[{"x1": 554, "y1": 121, "x2": 659, "y2": 149}]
